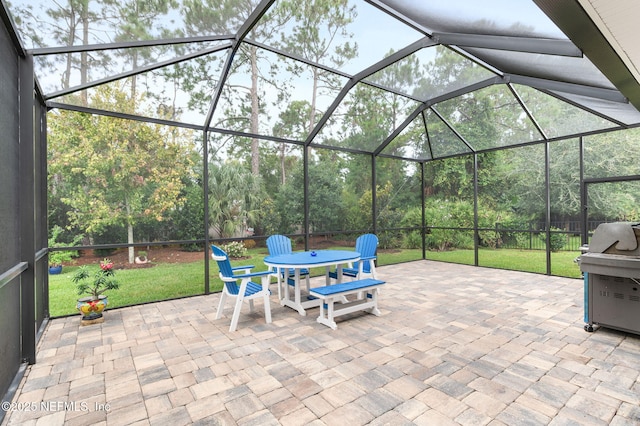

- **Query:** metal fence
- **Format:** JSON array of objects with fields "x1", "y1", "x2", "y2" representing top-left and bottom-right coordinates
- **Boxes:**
[{"x1": 492, "y1": 220, "x2": 609, "y2": 252}]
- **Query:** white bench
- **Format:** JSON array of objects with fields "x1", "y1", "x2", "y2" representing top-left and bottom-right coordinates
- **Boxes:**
[{"x1": 309, "y1": 278, "x2": 385, "y2": 330}]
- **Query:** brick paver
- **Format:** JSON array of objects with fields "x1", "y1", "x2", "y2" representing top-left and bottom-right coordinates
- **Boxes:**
[{"x1": 2, "y1": 260, "x2": 640, "y2": 425}]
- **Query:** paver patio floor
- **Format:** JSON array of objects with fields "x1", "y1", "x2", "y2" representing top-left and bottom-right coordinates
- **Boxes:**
[{"x1": 2, "y1": 260, "x2": 640, "y2": 425}]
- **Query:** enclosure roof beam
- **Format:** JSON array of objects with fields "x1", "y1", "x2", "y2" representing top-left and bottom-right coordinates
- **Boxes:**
[
  {"x1": 304, "y1": 36, "x2": 435, "y2": 146},
  {"x1": 430, "y1": 106, "x2": 475, "y2": 153},
  {"x1": 245, "y1": 39, "x2": 354, "y2": 80},
  {"x1": 434, "y1": 32, "x2": 582, "y2": 57},
  {"x1": 1, "y1": 2, "x2": 25, "y2": 56},
  {"x1": 365, "y1": 0, "x2": 432, "y2": 36},
  {"x1": 47, "y1": 102, "x2": 205, "y2": 131},
  {"x1": 374, "y1": 76, "x2": 500, "y2": 156},
  {"x1": 204, "y1": 0, "x2": 275, "y2": 129},
  {"x1": 44, "y1": 43, "x2": 231, "y2": 101},
  {"x1": 508, "y1": 83, "x2": 548, "y2": 140},
  {"x1": 507, "y1": 74, "x2": 628, "y2": 103},
  {"x1": 29, "y1": 35, "x2": 234, "y2": 56},
  {"x1": 534, "y1": 0, "x2": 640, "y2": 113},
  {"x1": 247, "y1": 36, "x2": 434, "y2": 104},
  {"x1": 536, "y1": 88, "x2": 627, "y2": 127},
  {"x1": 424, "y1": 76, "x2": 503, "y2": 107}
]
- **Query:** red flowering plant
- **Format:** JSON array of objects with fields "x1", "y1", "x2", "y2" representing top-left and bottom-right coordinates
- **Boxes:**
[{"x1": 72, "y1": 258, "x2": 120, "y2": 301}]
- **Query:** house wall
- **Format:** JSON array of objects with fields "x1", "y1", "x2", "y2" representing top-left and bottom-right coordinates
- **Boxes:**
[
  {"x1": 0, "y1": 5, "x2": 46, "y2": 417},
  {"x1": 0, "y1": 5, "x2": 24, "y2": 412}
]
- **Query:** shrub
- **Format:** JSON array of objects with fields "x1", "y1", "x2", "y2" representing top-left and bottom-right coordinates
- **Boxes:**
[
  {"x1": 541, "y1": 228, "x2": 566, "y2": 252},
  {"x1": 48, "y1": 225, "x2": 82, "y2": 266},
  {"x1": 423, "y1": 199, "x2": 474, "y2": 251},
  {"x1": 478, "y1": 230, "x2": 502, "y2": 249},
  {"x1": 378, "y1": 231, "x2": 401, "y2": 250},
  {"x1": 514, "y1": 232, "x2": 531, "y2": 249},
  {"x1": 403, "y1": 231, "x2": 422, "y2": 249},
  {"x1": 426, "y1": 228, "x2": 474, "y2": 251},
  {"x1": 94, "y1": 247, "x2": 117, "y2": 257},
  {"x1": 180, "y1": 243, "x2": 202, "y2": 252},
  {"x1": 221, "y1": 241, "x2": 247, "y2": 258},
  {"x1": 494, "y1": 219, "x2": 534, "y2": 249},
  {"x1": 243, "y1": 239, "x2": 256, "y2": 249}
]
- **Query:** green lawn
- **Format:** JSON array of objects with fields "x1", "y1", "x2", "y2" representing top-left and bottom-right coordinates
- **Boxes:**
[
  {"x1": 49, "y1": 261, "x2": 211, "y2": 317},
  {"x1": 426, "y1": 248, "x2": 583, "y2": 278},
  {"x1": 49, "y1": 247, "x2": 582, "y2": 318}
]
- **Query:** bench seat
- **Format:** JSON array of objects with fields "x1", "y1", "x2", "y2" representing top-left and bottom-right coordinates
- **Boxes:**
[{"x1": 309, "y1": 278, "x2": 385, "y2": 330}]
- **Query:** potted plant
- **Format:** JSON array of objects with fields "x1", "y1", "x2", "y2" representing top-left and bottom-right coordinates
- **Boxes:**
[
  {"x1": 72, "y1": 258, "x2": 120, "y2": 325},
  {"x1": 48, "y1": 250, "x2": 75, "y2": 274},
  {"x1": 135, "y1": 250, "x2": 148, "y2": 264},
  {"x1": 48, "y1": 226, "x2": 81, "y2": 274}
]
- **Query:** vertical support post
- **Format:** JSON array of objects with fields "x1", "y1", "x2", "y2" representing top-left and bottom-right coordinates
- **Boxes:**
[
  {"x1": 421, "y1": 162, "x2": 426, "y2": 260},
  {"x1": 473, "y1": 153, "x2": 479, "y2": 267},
  {"x1": 303, "y1": 146, "x2": 309, "y2": 251},
  {"x1": 545, "y1": 141, "x2": 551, "y2": 275},
  {"x1": 40, "y1": 102, "x2": 49, "y2": 319},
  {"x1": 203, "y1": 130, "x2": 210, "y2": 294},
  {"x1": 371, "y1": 154, "x2": 377, "y2": 235},
  {"x1": 579, "y1": 137, "x2": 587, "y2": 245},
  {"x1": 19, "y1": 54, "x2": 35, "y2": 365}
]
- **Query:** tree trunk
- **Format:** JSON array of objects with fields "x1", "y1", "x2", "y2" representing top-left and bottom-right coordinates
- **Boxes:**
[
  {"x1": 310, "y1": 67, "x2": 319, "y2": 132},
  {"x1": 250, "y1": 45, "x2": 260, "y2": 176},
  {"x1": 125, "y1": 197, "x2": 134, "y2": 264},
  {"x1": 128, "y1": 223, "x2": 135, "y2": 264}
]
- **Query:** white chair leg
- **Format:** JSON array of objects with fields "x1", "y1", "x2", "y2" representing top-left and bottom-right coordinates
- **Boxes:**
[
  {"x1": 229, "y1": 296, "x2": 244, "y2": 332},
  {"x1": 248, "y1": 299, "x2": 255, "y2": 312},
  {"x1": 263, "y1": 293, "x2": 272, "y2": 324},
  {"x1": 369, "y1": 262, "x2": 377, "y2": 280},
  {"x1": 215, "y1": 292, "x2": 227, "y2": 320},
  {"x1": 262, "y1": 276, "x2": 272, "y2": 324}
]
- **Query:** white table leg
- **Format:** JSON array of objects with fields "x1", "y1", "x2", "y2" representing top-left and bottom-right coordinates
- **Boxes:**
[
  {"x1": 283, "y1": 267, "x2": 290, "y2": 306},
  {"x1": 276, "y1": 267, "x2": 284, "y2": 304},
  {"x1": 294, "y1": 268, "x2": 306, "y2": 316}
]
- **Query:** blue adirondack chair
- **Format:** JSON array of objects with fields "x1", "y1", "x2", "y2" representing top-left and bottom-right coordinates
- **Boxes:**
[
  {"x1": 211, "y1": 245, "x2": 273, "y2": 332},
  {"x1": 329, "y1": 233, "x2": 378, "y2": 281},
  {"x1": 266, "y1": 235, "x2": 311, "y2": 299}
]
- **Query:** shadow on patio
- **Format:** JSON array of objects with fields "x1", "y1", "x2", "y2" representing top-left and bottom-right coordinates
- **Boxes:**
[{"x1": 3, "y1": 261, "x2": 639, "y2": 425}]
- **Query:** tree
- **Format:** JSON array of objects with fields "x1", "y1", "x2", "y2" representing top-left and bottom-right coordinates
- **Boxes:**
[
  {"x1": 48, "y1": 85, "x2": 196, "y2": 263},
  {"x1": 272, "y1": 100, "x2": 312, "y2": 186},
  {"x1": 307, "y1": 158, "x2": 346, "y2": 233},
  {"x1": 12, "y1": 0, "x2": 102, "y2": 104},
  {"x1": 102, "y1": 0, "x2": 179, "y2": 100},
  {"x1": 277, "y1": 0, "x2": 357, "y2": 133},
  {"x1": 208, "y1": 160, "x2": 265, "y2": 238},
  {"x1": 182, "y1": 0, "x2": 277, "y2": 177}
]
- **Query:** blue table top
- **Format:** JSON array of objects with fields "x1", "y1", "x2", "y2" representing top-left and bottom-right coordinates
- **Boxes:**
[{"x1": 264, "y1": 250, "x2": 360, "y2": 267}]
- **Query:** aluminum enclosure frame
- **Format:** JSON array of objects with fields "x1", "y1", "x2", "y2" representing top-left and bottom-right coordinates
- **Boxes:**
[{"x1": 5, "y1": 0, "x2": 640, "y2": 414}]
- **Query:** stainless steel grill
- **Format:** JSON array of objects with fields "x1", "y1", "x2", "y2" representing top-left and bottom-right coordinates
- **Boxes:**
[{"x1": 579, "y1": 222, "x2": 640, "y2": 335}]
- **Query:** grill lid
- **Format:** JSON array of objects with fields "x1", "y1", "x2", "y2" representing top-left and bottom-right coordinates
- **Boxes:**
[{"x1": 588, "y1": 222, "x2": 639, "y2": 253}]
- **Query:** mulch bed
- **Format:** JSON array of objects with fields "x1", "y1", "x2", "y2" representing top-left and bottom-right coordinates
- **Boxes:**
[
  {"x1": 71, "y1": 246, "x2": 206, "y2": 269},
  {"x1": 69, "y1": 238, "x2": 361, "y2": 270}
]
